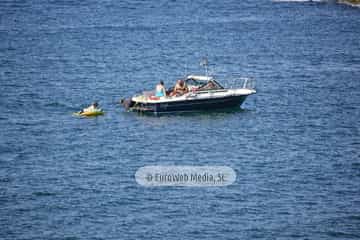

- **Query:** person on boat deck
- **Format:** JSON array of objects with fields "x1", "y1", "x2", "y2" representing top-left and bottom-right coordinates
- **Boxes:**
[
  {"x1": 170, "y1": 79, "x2": 188, "y2": 97},
  {"x1": 199, "y1": 80, "x2": 216, "y2": 90},
  {"x1": 155, "y1": 81, "x2": 166, "y2": 97},
  {"x1": 81, "y1": 102, "x2": 99, "y2": 113}
]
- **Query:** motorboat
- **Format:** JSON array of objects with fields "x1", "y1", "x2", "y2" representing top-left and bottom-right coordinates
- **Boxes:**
[
  {"x1": 122, "y1": 75, "x2": 256, "y2": 114},
  {"x1": 121, "y1": 74, "x2": 256, "y2": 114}
]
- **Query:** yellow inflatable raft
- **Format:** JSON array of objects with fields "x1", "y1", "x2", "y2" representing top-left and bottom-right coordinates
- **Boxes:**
[{"x1": 73, "y1": 109, "x2": 104, "y2": 117}]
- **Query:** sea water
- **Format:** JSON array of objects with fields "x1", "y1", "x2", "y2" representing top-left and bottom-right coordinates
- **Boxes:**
[{"x1": 1, "y1": 0, "x2": 359, "y2": 239}]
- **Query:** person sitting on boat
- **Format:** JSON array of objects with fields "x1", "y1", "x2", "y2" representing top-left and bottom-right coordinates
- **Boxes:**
[
  {"x1": 170, "y1": 79, "x2": 188, "y2": 97},
  {"x1": 155, "y1": 81, "x2": 166, "y2": 97},
  {"x1": 80, "y1": 102, "x2": 99, "y2": 113},
  {"x1": 199, "y1": 80, "x2": 217, "y2": 90}
]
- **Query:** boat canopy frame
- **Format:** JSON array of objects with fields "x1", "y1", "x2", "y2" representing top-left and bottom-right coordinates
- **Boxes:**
[{"x1": 185, "y1": 75, "x2": 224, "y2": 90}]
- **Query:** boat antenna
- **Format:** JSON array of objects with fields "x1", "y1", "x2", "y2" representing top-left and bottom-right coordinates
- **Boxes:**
[{"x1": 200, "y1": 57, "x2": 209, "y2": 77}]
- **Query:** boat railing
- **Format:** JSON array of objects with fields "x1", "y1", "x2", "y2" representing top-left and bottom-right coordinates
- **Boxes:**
[
  {"x1": 223, "y1": 77, "x2": 255, "y2": 90},
  {"x1": 241, "y1": 77, "x2": 256, "y2": 90}
]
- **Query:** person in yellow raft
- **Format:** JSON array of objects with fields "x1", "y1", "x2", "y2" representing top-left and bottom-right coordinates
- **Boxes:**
[
  {"x1": 76, "y1": 102, "x2": 104, "y2": 116},
  {"x1": 81, "y1": 102, "x2": 99, "y2": 113}
]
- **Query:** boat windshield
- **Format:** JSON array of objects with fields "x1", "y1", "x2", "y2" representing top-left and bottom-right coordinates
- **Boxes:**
[
  {"x1": 185, "y1": 78, "x2": 206, "y2": 87},
  {"x1": 185, "y1": 77, "x2": 224, "y2": 90}
]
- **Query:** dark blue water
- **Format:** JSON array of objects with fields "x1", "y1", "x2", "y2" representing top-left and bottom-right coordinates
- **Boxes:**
[{"x1": 1, "y1": 0, "x2": 360, "y2": 239}]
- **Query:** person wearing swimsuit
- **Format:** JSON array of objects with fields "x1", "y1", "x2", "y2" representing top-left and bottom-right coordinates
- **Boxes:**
[
  {"x1": 155, "y1": 81, "x2": 166, "y2": 97},
  {"x1": 170, "y1": 80, "x2": 188, "y2": 97}
]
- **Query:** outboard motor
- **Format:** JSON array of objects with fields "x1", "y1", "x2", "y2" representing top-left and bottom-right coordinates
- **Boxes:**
[{"x1": 120, "y1": 98, "x2": 134, "y2": 110}]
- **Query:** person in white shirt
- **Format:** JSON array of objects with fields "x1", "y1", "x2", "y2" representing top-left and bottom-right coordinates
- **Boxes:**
[{"x1": 81, "y1": 102, "x2": 99, "y2": 113}]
